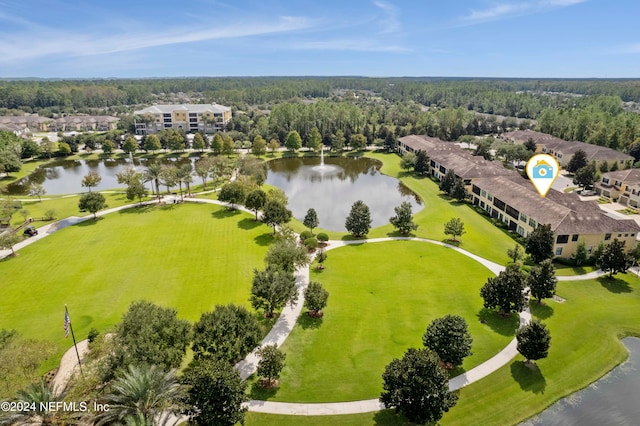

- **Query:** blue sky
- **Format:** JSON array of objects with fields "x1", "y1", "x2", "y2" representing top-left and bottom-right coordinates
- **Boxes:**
[{"x1": 0, "y1": 0, "x2": 638, "y2": 78}]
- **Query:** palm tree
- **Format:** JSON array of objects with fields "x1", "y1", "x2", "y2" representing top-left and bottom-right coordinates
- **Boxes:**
[
  {"x1": 144, "y1": 162, "x2": 162, "y2": 200},
  {"x1": 177, "y1": 163, "x2": 193, "y2": 199},
  {"x1": 93, "y1": 365, "x2": 185, "y2": 426}
]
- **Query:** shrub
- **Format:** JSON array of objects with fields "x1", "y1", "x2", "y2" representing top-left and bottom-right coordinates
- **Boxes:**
[
  {"x1": 304, "y1": 237, "x2": 318, "y2": 251},
  {"x1": 87, "y1": 328, "x2": 100, "y2": 343},
  {"x1": 316, "y1": 232, "x2": 329, "y2": 243},
  {"x1": 299, "y1": 230, "x2": 313, "y2": 242}
]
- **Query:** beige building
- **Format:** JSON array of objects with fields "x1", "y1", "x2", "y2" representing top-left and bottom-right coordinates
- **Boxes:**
[
  {"x1": 596, "y1": 169, "x2": 640, "y2": 206},
  {"x1": 133, "y1": 103, "x2": 232, "y2": 135},
  {"x1": 398, "y1": 134, "x2": 640, "y2": 259},
  {"x1": 503, "y1": 130, "x2": 632, "y2": 169},
  {"x1": 0, "y1": 114, "x2": 119, "y2": 133}
]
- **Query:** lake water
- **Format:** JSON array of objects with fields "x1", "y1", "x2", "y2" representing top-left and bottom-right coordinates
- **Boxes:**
[
  {"x1": 4, "y1": 157, "x2": 195, "y2": 195},
  {"x1": 265, "y1": 156, "x2": 422, "y2": 232},
  {"x1": 522, "y1": 337, "x2": 640, "y2": 426}
]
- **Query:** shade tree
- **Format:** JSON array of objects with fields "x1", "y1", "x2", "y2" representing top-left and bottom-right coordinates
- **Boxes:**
[
  {"x1": 527, "y1": 259, "x2": 557, "y2": 304},
  {"x1": 525, "y1": 224, "x2": 554, "y2": 263},
  {"x1": 304, "y1": 281, "x2": 329, "y2": 317},
  {"x1": 303, "y1": 208, "x2": 319, "y2": 234},
  {"x1": 218, "y1": 181, "x2": 246, "y2": 209},
  {"x1": 245, "y1": 189, "x2": 267, "y2": 220},
  {"x1": 380, "y1": 348, "x2": 458, "y2": 425},
  {"x1": 389, "y1": 201, "x2": 418, "y2": 235},
  {"x1": 480, "y1": 263, "x2": 527, "y2": 315},
  {"x1": 345, "y1": 200, "x2": 372, "y2": 238},
  {"x1": 78, "y1": 191, "x2": 107, "y2": 219},
  {"x1": 596, "y1": 238, "x2": 634, "y2": 278},
  {"x1": 81, "y1": 171, "x2": 102, "y2": 192},
  {"x1": 256, "y1": 344, "x2": 286, "y2": 387},
  {"x1": 422, "y1": 314, "x2": 473, "y2": 368},
  {"x1": 251, "y1": 267, "x2": 298, "y2": 317},
  {"x1": 262, "y1": 199, "x2": 292, "y2": 234},
  {"x1": 444, "y1": 217, "x2": 465, "y2": 242},
  {"x1": 516, "y1": 320, "x2": 551, "y2": 364}
]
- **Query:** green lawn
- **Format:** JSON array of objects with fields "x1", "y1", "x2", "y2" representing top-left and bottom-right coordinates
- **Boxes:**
[
  {"x1": 248, "y1": 241, "x2": 515, "y2": 402},
  {"x1": 246, "y1": 273, "x2": 640, "y2": 425},
  {"x1": 0, "y1": 203, "x2": 273, "y2": 371}
]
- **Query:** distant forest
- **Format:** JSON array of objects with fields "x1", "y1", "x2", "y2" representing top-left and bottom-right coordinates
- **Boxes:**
[{"x1": 1, "y1": 77, "x2": 640, "y2": 150}]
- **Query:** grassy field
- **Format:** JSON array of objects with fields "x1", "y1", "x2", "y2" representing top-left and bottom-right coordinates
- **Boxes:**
[
  {"x1": 248, "y1": 241, "x2": 516, "y2": 402},
  {"x1": 0, "y1": 203, "x2": 273, "y2": 370},
  {"x1": 246, "y1": 273, "x2": 640, "y2": 425}
]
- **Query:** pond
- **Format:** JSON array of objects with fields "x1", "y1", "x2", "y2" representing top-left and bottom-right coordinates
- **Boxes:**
[
  {"x1": 4, "y1": 157, "x2": 196, "y2": 195},
  {"x1": 522, "y1": 337, "x2": 640, "y2": 425},
  {"x1": 265, "y1": 156, "x2": 422, "y2": 232}
]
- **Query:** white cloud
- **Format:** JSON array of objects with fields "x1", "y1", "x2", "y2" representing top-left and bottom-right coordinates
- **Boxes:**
[
  {"x1": 457, "y1": 0, "x2": 587, "y2": 26},
  {"x1": 373, "y1": 0, "x2": 401, "y2": 34},
  {"x1": 0, "y1": 15, "x2": 312, "y2": 62}
]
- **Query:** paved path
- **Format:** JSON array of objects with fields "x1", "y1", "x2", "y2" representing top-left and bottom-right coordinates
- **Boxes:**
[{"x1": 28, "y1": 202, "x2": 607, "y2": 417}]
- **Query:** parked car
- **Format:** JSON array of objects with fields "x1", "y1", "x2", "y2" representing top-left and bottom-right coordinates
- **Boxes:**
[
  {"x1": 23, "y1": 226, "x2": 38, "y2": 237},
  {"x1": 580, "y1": 189, "x2": 597, "y2": 196}
]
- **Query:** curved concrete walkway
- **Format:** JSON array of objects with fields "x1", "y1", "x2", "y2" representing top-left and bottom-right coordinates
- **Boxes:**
[{"x1": 30, "y1": 200, "x2": 608, "y2": 417}]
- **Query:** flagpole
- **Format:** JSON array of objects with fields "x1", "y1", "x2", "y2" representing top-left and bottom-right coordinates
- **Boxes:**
[{"x1": 65, "y1": 305, "x2": 84, "y2": 379}]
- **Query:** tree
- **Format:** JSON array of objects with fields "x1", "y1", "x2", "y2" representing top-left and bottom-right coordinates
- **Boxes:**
[
  {"x1": 527, "y1": 259, "x2": 558, "y2": 304},
  {"x1": 101, "y1": 139, "x2": 115, "y2": 155},
  {"x1": 285, "y1": 130, "x2": 302, "y2": 152},
  {"x1": 389, "y1": 201, "x2": 418, "y2": 235},
  {"x1": 81, "y1": 171, "x2": 102, "y2": 192},
  {"x1": 524, "y1": 138, "x2": 537, "y2": 152},
  {"x1": 194, "y1": 157, "x2": 212, "y2": 191},
  {"x1": 143, "y1": 134, "x2": 161, "y2": 153},
  {"x1": 264, "y1": 238, "x2": 309, "y2": 273},
  {"x1": 306, "y1": 127, "x2": 322, "y2": 152},
  {"x1": 182, "y1": 357, "x2": 248, "y2": 426},
  {"x1": 516, "y1": 320, "x2": 551, "y2": 363},
  {"x1": 115, "y1": 300, "x2": 192, "y2": 371},
  {"x1": 422, "y1": 314, "x2": 473, "y2": 368},
  {"x1": 192, "y1": 133, "x2": 206, "y2": 152},
  {"x1": 218, "y1": 181, "x2": 246, "y2": 209},
  {"x1": 122, "y1": 136, "x2": 138, "y2": 154},
  {"x1": 380, "y1": 348, "x2": 458, "y2": 425},
  {"x1": 19, "y1": 138, "x2": 40, "y2": 159},
  {"x1": 480, "y1": 263, "x2": 527, "y2": 315},
  {"x1": 450, "y1": 178, "x2": 468, "y2": 201},
  {"x1": 573, "y1": 164, "x2": 597, "y2": 189},
  {"x1": 350, "y1": 133, "x2": 367, "y2": 151},
  {"x1": 525, "y1": 224, "x2": 554, "y2": 263},
  {"x1": 597, "y1": 238, "x2": 634, "y2": 278},
  {"x1": 93, "y1": 365, "x2": 185, "y2": 426},
  {"x1": 237, "y1": 155, "x2": 267, "y2": 186},
  {"x1": 251, "y1": 135, "x2": 267, "y2": 156},
  {"x1": 117, "y1": 166, "x2": 138, "y2": 186},
  {"x1": 126, "y1": 175, "x2": 148, "y2": 206},
  {"x1": 303, "y1": 208, "x2": 319, "y2": 234},
  {"x1": 251, "y1": 267, "x2": 298, "y2": 317},
  {"x1": 28, "y1": 182, "x2": 46, "y2": 201},
  {"x1": 384, "y1": 132, "x2": 396, "y2": 151},
  {"x1": 566, "y1": 149, "x2": 588, "y2": 173},
  {"x1": 0, "y1": 381, "x2": 67, "y2": 425},
  {"x1": 144, "y1": 162, "x2": 163, "y2": 199},
  {"x1": 474, "y1": 140, "x2": 493, "y2": 160},
  {"x1": 176, "y1": 163, "x2": 193, "y2": 199},
  {"x1": 245, "y1": 189, "x2": 267, "y2": 220},
  {"x1": 222, "y1": 135, "x2": 235, "y2": 157},
  {"x1": 304, "y1": 281, "x2": 329, "y2": 316},
  {"x1": 267, "y1": 138, "x2": 280, "y2": 156},
  {"x1": 572, "y1": 240, "x2": 589, "y2": 266},
  {"x1": 262, "y1": 199, "x2": 292, "y2": 234},
  {"x1": 256, "y1": 344, "x2": 286, "y2": 387},
  {"x1": 444, "y1": 217, "x2": 465, "y2": 242},
  {"x1": 414, "y1": 150, "x2": 430, "y2": 175},
  {"x1": 211, "y1": 133, "x2": 223, "y2": 155},
  {"x1": 56, "y1": 141, "x2": 72, "y2": 156},
  {"x1": 192, "y1": 304, "x2": 261, "y2": 363},
  {"x1": 78, "y1": 191, "x2": 107, "y2": 219},
  {"x1": 345, "y1": 200, "x2": 372, "y2": 238},
  {"x1": 39, "y1": 137, "x2": 55, "y2": 159},
  {"x1": 439, "y1": 169, "x2": 457, "y2": 194},
  {"x1": 507, "y1": 244, "x2": 524, "y2": 264},
  {"x1": 331, "y1": 129, "x2": 345, "y2": 152},
  {"x1": 0, "y1": 231, "x2": 22, "y2": 257},
  {"x1": 400, "y1": 152, "x2": 416, "y2": 171}
]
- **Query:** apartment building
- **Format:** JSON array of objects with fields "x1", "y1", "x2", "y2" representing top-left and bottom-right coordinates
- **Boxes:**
[
  {"x1": 503, "y1": 130, "x2": 632, "y2": 169},
  {"x1": 596, "y1": 169, "x2": 640, "y2": 207},
  {"x1": 133, "y1": 103, "x2": 231, "y2": 135},
  {"x1": 0, "y1": 114, "x2": 120, "y2": 133},
  {"x1": 397, "y1": 134, "x2": 640, "y2": 259}
]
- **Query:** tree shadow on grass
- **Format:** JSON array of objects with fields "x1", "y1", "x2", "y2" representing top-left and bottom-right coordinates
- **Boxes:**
[
  {"x1": 118, "y1": 205, "x2": 155, "y2": 214},
  {"x1": 298, "y1": 312, "x2": 323, "y2": 330},
  {"x1": 441, "y1": 238, "x2": 461, "y2": 247},
  {"x1": 598, "y1": 276, "x2": 632, "y2": 293},
  {"x1": 75, "y1": 217, "x2": 101, "y2": 226},
  {"x1": 372, "y1": 409, "x2": 414, "y2": 425},
  {"x1": 529, "y1": 301, "x2": 554, "y2": 319},
  {"x1": 254, "y1": 233, "x2": 273, "y2": 246},
  {"x1": 248, "y1": 379, "x2": 280, "y2": 400},
  {"x1": 211, "y1": 207, "x2": 241, "y2": 219},
  {"x1": 510, "y1": 361, "x2": 547, "y2": 394},
  {"x1": 238, "y1": 217, "x2": 261, "y2": 230},
  {"x1": 477, "y1": 308, "x2": 519, "y2": 337}
]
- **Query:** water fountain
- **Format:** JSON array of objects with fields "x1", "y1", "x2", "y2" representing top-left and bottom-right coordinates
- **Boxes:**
[{"x1": 312, "y1": 147, "x2": 337, "y2": 172}]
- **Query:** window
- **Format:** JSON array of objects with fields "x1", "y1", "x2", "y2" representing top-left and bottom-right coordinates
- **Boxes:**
[
  {"x1": 506, "y1": 205, "x2": 519, "y2": 219},
  {"x1": 493, "y1": 198, "x2": 506, "y2": 211},
  {"x1": 605, "y1": 233, "x2": 611, "y2": 240},
  {"x1": 488, "y1": 194, "x2": 493, "y2": 201},
  {"x1": 572, "y1": 234, "x2": 579, "y2": 242},
  {"x1": 556, "y1": 247, "x2": 563, "y2": 256},
  {"x1": 517, "y1": 226, "x2": 525, "y2": 236},
  {"x1": 529, "y1": 218, "x2": 537, "y2": 228},
  {"x1": 520, "y1": 213, "x2": 528, "y2": 222},
  {"x1": 481, "y1": 190, "x2": 487, "y2": 197},
  {"x1": 472, "y1": 185, "x2": 481, "y2": 195},
  {"x1": 618, "y1": 234, "x2": 622, "y2": 238},
  {"x1": 556, "y1": 235, "x2": 569, "y2": 244}
]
